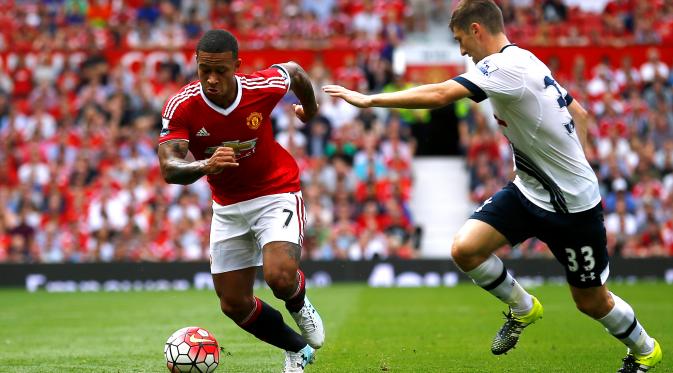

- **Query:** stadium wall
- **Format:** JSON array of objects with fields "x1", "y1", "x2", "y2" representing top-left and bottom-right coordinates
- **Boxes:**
[{"x1": 1, "y1": 259, "x2": 672, "y2": 292}]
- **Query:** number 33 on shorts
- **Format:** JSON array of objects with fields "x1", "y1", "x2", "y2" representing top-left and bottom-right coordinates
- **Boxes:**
[{"x1": 564, "y1": 246, "x2": 600, "y2": 283}]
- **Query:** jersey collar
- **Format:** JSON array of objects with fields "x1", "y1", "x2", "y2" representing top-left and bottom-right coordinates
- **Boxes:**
[
  {"x1": 499, "y1": 44, "x2": 517, "y2": 53},
  {"x1": 199, "y1": 76, "x2": 242, "y2": 116}
]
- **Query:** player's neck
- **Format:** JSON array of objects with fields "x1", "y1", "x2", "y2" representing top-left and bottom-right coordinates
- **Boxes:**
[{"x1": 487, "y1": 34, "x2": 512, "y2": 56}]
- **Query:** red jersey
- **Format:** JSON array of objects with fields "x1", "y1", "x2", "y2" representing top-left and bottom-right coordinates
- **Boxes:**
[{"x1": 158, "y1": 66, "x2": 300, "y2": 205}]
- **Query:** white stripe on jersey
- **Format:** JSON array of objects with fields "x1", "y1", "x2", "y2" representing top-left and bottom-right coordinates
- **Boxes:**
[
  {"x1": 166, "y1": 90, "x2": 200, "y2": 119},
  {"x1": 240, "y1": 84, "x2": 287, "y2": 90},
  {"x1": 163, "y1": 83, "x2": 199, "y2": 115},
  {"x1": 239, "y1": 76, "x2": 285, "y2": 82},
  {"x1": 163, "y1": 84, "x2": 200, "y2": 119},
  {"x1": 239, "y1": 78, "x2": 286, "y2": 86}
]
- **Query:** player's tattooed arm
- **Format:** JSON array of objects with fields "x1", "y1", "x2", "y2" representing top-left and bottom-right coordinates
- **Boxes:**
[
  {"x1": 277, "y1": 61, "x2": 319, "y2": 122},
  {"x1": 158, "y1": 140, "x2": 238, "y2": 185}
]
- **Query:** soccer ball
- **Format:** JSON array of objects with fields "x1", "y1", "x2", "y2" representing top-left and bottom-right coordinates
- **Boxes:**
[{"x1": 164, "y1": 326, "x2": 219, "y2": 373}]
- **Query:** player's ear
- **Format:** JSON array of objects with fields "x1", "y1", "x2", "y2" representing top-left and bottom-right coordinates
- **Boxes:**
[
  {"x1": 470, "y1": 23, "x2": 479, "y2": 36},
  {"x1": 235, "y1": 58, "x2": 242, "y2": 70}
]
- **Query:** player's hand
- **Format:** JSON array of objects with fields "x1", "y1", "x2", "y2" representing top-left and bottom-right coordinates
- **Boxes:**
[
  {"x1": 322, "y1": 85, "x2": 372, "y2": 108},
  {"x1": 293, "y1": 103, "x2": 319, "y2": 123},
  {"x1": 201, "y1": 147, "x2": 239, "y2": 175}
]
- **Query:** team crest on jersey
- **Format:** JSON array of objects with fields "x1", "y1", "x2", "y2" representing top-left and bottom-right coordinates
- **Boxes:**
[
  {"x1": 246, "y1": 112, "x2": 263, "y2": 130},
  {"x1": 478, "y1": 59, "x2": 499, "y2": 77}
]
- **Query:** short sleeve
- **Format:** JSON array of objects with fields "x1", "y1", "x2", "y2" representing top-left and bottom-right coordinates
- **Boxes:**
[
  {"x1": 158, "y1": 99, "x2": 190, "y2": 145},
  {"x1": 240, "y1": 66, "x2": 291, "y2": 95},
  {"x1": 452, "y1": 57, "x2": 524, "y2": 103},
  {"x1": 271, "y1": 64, "x2": 292, "y2": 92}
]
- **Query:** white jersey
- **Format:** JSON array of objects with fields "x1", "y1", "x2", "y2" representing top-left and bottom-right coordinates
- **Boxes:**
[{"x1": 455, "y1": 45, "x2": 600, "y2": 213}]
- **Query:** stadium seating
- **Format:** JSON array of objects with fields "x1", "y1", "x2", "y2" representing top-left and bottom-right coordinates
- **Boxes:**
[{"x1": 0, "y1": 0, "x2": 671, "y2": 263}]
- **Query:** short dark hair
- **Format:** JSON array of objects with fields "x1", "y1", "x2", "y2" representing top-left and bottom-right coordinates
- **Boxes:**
[
  {"x1": 449, "y1": 0, "x2": 505, "y2": 34},
  {"x1": 196, "y1": 30, "x2": 239, "y2": 58}
]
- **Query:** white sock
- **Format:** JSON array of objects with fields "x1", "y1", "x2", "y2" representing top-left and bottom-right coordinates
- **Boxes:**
[
  {"x1": 465, "y1": 255, "x2": 533, "y2": 315},
  {"x1": 598, "y1": 292, "x2": 655, "y2": 355}
]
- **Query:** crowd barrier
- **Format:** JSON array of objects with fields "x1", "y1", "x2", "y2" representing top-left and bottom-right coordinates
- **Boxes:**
[{"x1": 1, "y1": 258, "x2": 672, "y2": 292}]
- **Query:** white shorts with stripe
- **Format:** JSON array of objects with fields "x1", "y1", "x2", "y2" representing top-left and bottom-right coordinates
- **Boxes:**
[{"x1": 209, "y1": 192, "x2": 306, "y2": 274}]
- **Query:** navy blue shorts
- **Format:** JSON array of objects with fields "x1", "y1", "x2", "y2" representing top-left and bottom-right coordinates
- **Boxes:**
[{"x1": 470, "y1": 182, "x2": 609, "y2": 288}]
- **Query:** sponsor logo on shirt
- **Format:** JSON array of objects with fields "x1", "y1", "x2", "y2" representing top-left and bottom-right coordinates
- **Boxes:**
[{"x1": 205, "y1": 138, "x2": 258, "y2": 160}]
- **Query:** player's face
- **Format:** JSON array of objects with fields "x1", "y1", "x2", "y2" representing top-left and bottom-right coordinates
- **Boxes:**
[
  {"x1": 452, "y1": 26, "x2": 484, "y2": 64},
  {"x1": 196, "y1": 51, "x2": 241, "y2": 101}
]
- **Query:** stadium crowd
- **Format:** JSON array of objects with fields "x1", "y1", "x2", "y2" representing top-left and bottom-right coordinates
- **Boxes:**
[
  {"x1": 1, "y1": 0, "x2": 672, "y2": 263},
  {"x1": 500, "y1": 0, "x2": 673, "y2": 46},
  {"x1": 0, "y1": 0, "x2": 419, "y2": 264}
]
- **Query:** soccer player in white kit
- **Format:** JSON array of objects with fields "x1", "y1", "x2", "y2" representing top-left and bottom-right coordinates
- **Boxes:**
[{"x1": 323, "y1": 1, "x2": 662, "y2": 371}]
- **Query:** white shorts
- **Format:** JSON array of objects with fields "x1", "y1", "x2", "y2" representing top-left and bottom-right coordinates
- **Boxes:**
[{"x1": 209, "y1": 192, "x2": 306, "y2": 274}]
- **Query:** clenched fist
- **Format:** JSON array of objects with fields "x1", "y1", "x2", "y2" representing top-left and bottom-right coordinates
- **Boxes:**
[{"x1": 201, "y1": 147, "x2": 239, "y2": 175}]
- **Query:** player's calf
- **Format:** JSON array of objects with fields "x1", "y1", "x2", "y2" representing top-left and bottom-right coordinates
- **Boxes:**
[{"x1": 239, "y1": 297, "x2": 307, "y2": 352}]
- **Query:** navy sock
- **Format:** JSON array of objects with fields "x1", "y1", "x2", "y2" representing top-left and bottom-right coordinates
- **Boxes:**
[
  {"x1": 285, "y1": 269, "x2": 306, "y2": 313},
  {"x1": 239, "y1": 297, "x2": 306, "y2": 352}
]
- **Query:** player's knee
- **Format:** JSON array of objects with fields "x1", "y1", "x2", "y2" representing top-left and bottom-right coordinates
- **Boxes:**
[
  {"x1": 264, "y1": 268, "x2": 295, "y2": 297},
  {"x1": 451, "y1": 234, "x2": 480, "y2": 268},
  {"x1": 574, "y1": 295, "x2": 611, "y2": 319},
  {"x1": 219, "y1": 296, "x2": 251, "y2": 321}
]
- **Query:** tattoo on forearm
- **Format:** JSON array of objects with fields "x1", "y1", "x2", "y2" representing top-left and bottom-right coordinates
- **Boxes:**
[{"x1": 158, "y1": 140, "x2": 204, "y2": 185}]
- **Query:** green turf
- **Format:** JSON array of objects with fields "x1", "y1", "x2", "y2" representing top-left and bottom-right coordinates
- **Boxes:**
[{"x1": 0, "y1": 283, "x2": 671, "y2": 372}]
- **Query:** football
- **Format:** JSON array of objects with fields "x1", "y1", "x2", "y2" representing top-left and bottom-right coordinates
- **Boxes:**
[{"x1": 164, "y1": 326, "x2": 220, "y2": 373}]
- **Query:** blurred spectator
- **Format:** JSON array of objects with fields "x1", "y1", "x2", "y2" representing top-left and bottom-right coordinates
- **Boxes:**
[
  {"x1": 640, "y1": 48, "x2": 670, "y2": 85},
  {"x1": 352, "y1": 0, "x2": 383, "y2": 41},
  {"x1": 542, "y1": 0, "x2": 567, "y2": 22}
]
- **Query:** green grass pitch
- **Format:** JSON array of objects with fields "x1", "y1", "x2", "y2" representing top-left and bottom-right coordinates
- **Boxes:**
[{"x1": 0, "y1": 283, "x2": 671, "y2": 372}]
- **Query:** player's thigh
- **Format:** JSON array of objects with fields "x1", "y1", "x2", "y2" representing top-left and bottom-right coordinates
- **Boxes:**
[
  {"x1": 212, "y1": 267, "x2": 257, "y2": 301},
  {"x1": 541, "y1": 204, "x2": 610, "y2": 288},
  {"x1": 456, "y1": 182, "x2": 535, "y2": 258},
  {"x1": 263, "y1": 241, "x2": 301, "y2": 270},
  {"x1": 210, "y1": 201, "x2": 262, "y2": 274},
  {"x1": 453, "y1": 219, "x2": 510, "y2": 258},
  {"x1": 262, "y1": 241, "x2": 301, "y2": 290}
]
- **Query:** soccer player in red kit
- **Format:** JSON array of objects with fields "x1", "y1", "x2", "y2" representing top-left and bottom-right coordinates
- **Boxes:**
[{"x1": 157, "y1": 30, "x2": 324, "y2": 373}]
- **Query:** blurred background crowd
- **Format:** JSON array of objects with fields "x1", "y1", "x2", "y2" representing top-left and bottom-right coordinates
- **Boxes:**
[{"x1": 0, "y1": 0, "x2": 672, "y2": 264}]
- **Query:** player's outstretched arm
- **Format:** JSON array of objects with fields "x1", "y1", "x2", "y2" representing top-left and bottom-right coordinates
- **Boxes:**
[
  {"x1": 158, "y1": 140, "x2": 238, "y2": 185},
  {"x1": 322, "y1": 79, "x2": 472, "y2": 109},
  {"x1": 277, "y1": 61, "x2": 319, "y2": 122},
  {"x1": 567, "y1": 100, "x2": 591, "y2": 150}
]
